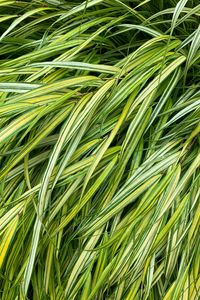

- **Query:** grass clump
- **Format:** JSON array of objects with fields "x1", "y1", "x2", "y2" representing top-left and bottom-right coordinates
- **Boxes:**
[{"x1": 0, "y1": 0, "x2": 200, "y2": 299}]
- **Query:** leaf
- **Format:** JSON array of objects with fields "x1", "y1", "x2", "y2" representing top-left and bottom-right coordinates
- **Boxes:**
[
  {"x1": 0, "y1": 215, "x2": 18, "y2": 268},
  {"x1": 170, "y1": 0, "x2": 189, "y2": 35},
  {"x1": 30, "y1": 61, "x2": 120, "y2": 74},
  {"x1": 186, "y1": 24, "x2": 200, "y2": 69},
  {"x1": 0, "y1": 8, "x2": 52, "y2": 41}
]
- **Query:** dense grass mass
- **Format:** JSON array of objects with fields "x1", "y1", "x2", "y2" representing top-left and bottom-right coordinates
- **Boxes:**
[{"x1": 0, "y1": 0, "x2": 200, "y2": 299}]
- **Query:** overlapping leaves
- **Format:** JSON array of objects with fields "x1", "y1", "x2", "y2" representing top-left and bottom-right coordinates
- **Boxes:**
[{"x1": 0, "y1": 1, "x2": 199, "y2": 299}]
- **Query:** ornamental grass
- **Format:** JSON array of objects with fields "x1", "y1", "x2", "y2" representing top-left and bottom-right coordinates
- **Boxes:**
[{"x1": 0, "y1": 0, "x2": 199, "y2": 299}]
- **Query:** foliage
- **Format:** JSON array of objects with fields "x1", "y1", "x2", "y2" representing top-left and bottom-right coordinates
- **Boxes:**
[{"x1": 0, "y1": 0, "x2": 199, "y2": 299}]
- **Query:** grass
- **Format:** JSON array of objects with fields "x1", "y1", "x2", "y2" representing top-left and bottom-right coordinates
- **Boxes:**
[{"x1": 0, "y1": 0, "x2": 199, "y2": 299}]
